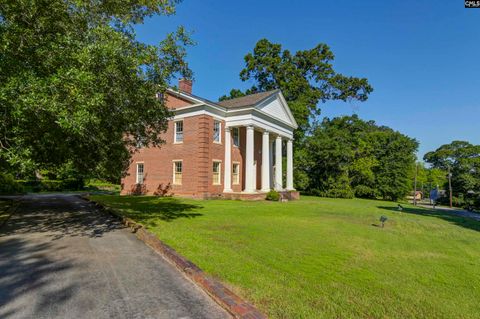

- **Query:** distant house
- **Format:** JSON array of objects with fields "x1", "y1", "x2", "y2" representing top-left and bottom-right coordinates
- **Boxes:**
[
  {"x1": 121, "y1": 79, "x2": 299, "y2": 199},
  {"x1": 407, "y1": 191, "x2": 423, "y2": 201}
]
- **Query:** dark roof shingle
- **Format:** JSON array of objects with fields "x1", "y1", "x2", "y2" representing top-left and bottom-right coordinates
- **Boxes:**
[{"x1": 217, "y1": 90, "x2": 278, "y2": 108}]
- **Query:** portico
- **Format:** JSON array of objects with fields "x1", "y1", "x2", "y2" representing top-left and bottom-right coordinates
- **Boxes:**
[
  {"x1": 216, "y1": 89, "x2": 297, "y2": 197},
  {"x1": 223, "y1": 125, "x2": 294, "y2": 194}
]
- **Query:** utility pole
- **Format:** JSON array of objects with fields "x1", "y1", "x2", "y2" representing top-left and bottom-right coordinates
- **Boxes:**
[
  {"x1": 448, "y1": 165, "x2": 453, "y2": 208},
  {"x1": 413, "y1": 162, "x2": 418, "y2": 206}
]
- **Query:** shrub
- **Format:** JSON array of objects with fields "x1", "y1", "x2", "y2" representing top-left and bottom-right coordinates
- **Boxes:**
[
  {"x1": 153, "y1": 183, "x2": 173, "y2": 197},
  {"x1": 18, "y1": 179, "x2": 84, "y2": 192},
  {"x1": 308, "y1": 189, "x2": 322, "y2": 197},
  {"x1": 266, "y1": 190, "x2": 280, "y2": 201},
  {"x1": 474, "y1": 195, "x2": 480, "y2": 210},
  {"x1": 129, "y1": 183, "x2": 147, "y2": 195},
  {"x1": 436, "y1": 194, "x2": 477, "y2": 209},
  {"x1": 0, "y1": 173, "x2": 24, "y2": 194},
  {"x1": 354, "y1": 185, "x2": 376, "y2": 199}
]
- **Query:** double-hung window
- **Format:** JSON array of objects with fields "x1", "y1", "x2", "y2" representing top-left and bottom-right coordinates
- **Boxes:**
[
  {"x1": 173, "y1": 161, "x2": 182, "y2": 185},
  {"x1": 213, "y1": 161, "x2": 221, "y2": 185},
  {"x1": 136, "y1": 163, "x2": 144, "y2": 184},
  {"x1": 232, "y1": 163, "x2": 240, "y2": 185},
  {"x1": 174, "y1": 121, "x2": 184, "y2": 143},
  {"x1": 213, "y1": 120, "x2": 221, "y2": 143},
  {"x1": 232, "y1": 127, "x2": 240, "y2": 147}
]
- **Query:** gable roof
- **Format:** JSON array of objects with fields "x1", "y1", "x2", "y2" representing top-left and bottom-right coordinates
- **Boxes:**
[
  {"x1": 167, "y1": 87, "x2": 298, "y2": 130},
  {"x1": 217, "y1": 90, "x2": 279, "y2": 108}
]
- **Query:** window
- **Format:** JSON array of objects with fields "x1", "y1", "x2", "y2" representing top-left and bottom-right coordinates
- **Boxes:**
[
  {"x1": 213, "y1": 161, "x2": 221, "y2": 185},
  {"x1": 232, "y1": 163, "x2": 240, "y2": 185},
  {"x1": 136, "y1": 163, "x2": 144, "y2": 184},
  {"x1": 232, "y1": 127, "x2": 240, "y2": 147},
  {"x1": 174, "y1": 121, "x2": 183, "y2": 143},
  {"x1": 213, "y1": 120, "x2": 221, "y2": 143},
  {"x1": 173, "y1": 161, "x2": 182, "y2": 185}
]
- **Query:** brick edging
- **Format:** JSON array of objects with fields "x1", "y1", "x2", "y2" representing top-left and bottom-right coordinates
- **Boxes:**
[{"x1": 81, "y1": 195, "x2": 267, "y2": 319}]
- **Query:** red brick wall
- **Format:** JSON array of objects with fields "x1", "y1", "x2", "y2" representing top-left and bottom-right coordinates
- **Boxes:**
[
  {"x1": 122, "y1": 115, "x2": 206, "y2": 197},
  {"x1": 164, "y1": 93, "x2": 192, "y2": 109},
  {"x1": 121, "y1": 94, "x2": 229, "y2": 197}
]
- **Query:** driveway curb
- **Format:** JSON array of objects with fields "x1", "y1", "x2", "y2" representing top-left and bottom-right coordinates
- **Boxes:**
[{"x1": 82, "y1": 195, "x2": 267, "y2": 319}]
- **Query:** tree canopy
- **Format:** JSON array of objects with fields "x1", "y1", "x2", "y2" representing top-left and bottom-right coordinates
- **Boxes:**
[
  {"x1": 219, "y1": 39, "x2": 373, "y2": 140},
  {"x1": 0, "y1": 0, "x2": 192, "y2": 181},
  {"x1": 424, "y1": 141, "x2": 480, "y2": 205},
  {"x1": 297, "y1": 115, "x2": 418, "y2": 201}
]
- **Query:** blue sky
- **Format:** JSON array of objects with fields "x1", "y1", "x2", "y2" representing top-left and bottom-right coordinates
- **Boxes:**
[{"x1": 135, "y1": 0, "x2": 480, "y2": 159}]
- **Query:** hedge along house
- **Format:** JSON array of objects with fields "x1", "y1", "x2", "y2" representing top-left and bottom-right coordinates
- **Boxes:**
[{"x1": 121, "y1": 79, "x2": 299, "y2": 200}]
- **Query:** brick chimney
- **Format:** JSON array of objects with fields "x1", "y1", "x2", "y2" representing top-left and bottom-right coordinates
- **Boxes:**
[{"x1": 178, "y1": 78, "x2": 192, "y2": 94}]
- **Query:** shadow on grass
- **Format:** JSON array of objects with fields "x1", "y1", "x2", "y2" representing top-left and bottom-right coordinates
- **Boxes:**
[
  {"x1": 377, "y1": 205, "x2": 480, "y2": 232},
  {"x1": 111, "y1": 197, "x2": 204, "y2": 223}
]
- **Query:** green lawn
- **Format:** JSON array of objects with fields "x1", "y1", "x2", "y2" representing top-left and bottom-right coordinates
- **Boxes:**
[{"x1": 90, "y1": 195, "x2": 480, "y2": 319}]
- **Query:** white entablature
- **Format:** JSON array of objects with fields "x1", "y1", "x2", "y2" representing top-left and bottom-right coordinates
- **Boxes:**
[{"x1": 167, "y1": 88, "x2": 298, "y2": 139}]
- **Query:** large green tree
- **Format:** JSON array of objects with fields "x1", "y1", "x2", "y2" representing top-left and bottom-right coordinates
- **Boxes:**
[
  {"x1": 303, "y1": 115, "x2": 418, "y2": 201},
  {"x1": 219, "y1": 39, "x2": 373, "y2": 140},
  {"x1": 0, "y1": 0, "x2": 192, "y2": 181},
  {"x1": 424, "y1": 141, "x2": 480, "y2": 205}
]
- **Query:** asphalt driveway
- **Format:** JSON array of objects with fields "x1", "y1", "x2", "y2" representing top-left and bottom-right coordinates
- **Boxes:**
[{"x1": 0, "y1": 194, "x2": 229, "y2": 319}]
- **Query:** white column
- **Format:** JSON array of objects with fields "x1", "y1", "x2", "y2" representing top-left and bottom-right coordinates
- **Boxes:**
[
  {"x1": 269, "y1": 140, "x2": 274, "y2": 189},
  {"x1": 286, "y1": 139, "x2": 294, "y2": 190},
  {"x1": 223, "y1": 127, "x2": 232, "y2": 193},
  {"x1": 275, "y1": 135, "x2": 283, "y2": 190},
  {"x1": 261, "y1": 131, "x2": 270, "y2": 192},
  {"x1": 244, "y1": 125, "x2": 255, "y2": 193}
]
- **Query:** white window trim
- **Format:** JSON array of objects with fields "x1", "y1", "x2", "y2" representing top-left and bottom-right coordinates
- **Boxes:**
[
  {"x1": 232, "y1": 127, "x2": 240, "y2": 148},
  {"x1": 136, "y1": 162, "x2": 144, "y2": 184},
  {"x1": 174, "y1": 120, "x2": 184, "y2": 144},
  {"x1": 213, "y1": 119, "x2": 222, "y2": 144},
  {"x1": 172, "y1": 160, "x2": 183, "y2": 185},
  {"x1": 212, "y1": 160, "x2": 222, "y2": 185},
  {"x1": 232, "y1": 162, "x2": 240, "y2": 185}
]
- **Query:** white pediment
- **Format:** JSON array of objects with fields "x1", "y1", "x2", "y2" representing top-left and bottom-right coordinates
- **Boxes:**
[{"x1": 256, "y1": 92, "x2": 298, "y2": 128}]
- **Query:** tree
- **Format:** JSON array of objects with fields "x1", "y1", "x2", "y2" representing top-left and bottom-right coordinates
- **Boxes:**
[
  {"x1": 424, "y1": 141, "x2": 480, "y2": 206},
  {"x1": 220, "y1": 39, "x2": 373, "y2": 140},
  {"x1": 0, "y1": 0, "x2": 192, "y2": 181},
  {"x1": 411, "y1": 163, "x2": 447, "y2": 197},
  {"x1": 303, "y1": 115, "x2": 418, "y2": 201}
]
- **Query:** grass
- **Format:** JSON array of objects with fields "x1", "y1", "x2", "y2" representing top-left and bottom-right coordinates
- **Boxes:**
[
  {"x1": 85, "y1": 179, "x2": 121, "y2": 194},
  {"x1": 90, "y1": 195, "x2": 480, "y2": 319}
]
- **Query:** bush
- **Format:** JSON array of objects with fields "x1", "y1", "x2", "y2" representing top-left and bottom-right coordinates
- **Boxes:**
[
  {"x1": 153, "y1": 183, "x2": 173, "y2": 197},
  {"x1": 354, "y1": 185, "x2": 376, "y2": 199},
  {"x1": 435, "y1": 194, "x2": 479, "y2": 210},
  {"x1": 18, "y1": 179, "x2": 84, "y2": 192},
  {"x1": 0, "y1": 173, "x2": 24, "y2": 194},
  {"x1": 129, "y1": 183, "x2": 147, "y2": 195},
  {"x1": 474, "y1": 195, "x2": 480, "y2": 210},
  {"x1": 266, "y1": 190, "x2": 280, "y2": 201}
]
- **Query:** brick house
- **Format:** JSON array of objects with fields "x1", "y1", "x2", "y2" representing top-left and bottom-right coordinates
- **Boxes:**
[{"x1": 121, "y1": 79, "x2": 299, "y2": 199}]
